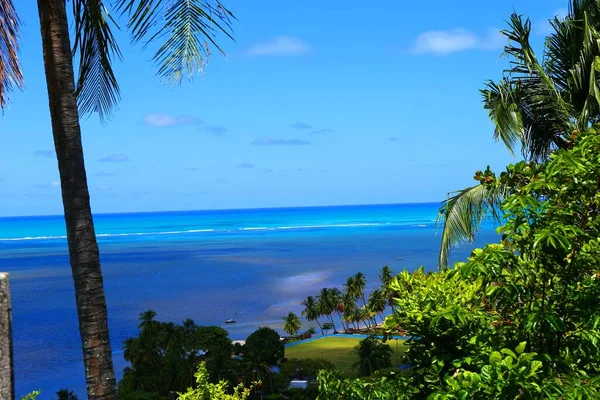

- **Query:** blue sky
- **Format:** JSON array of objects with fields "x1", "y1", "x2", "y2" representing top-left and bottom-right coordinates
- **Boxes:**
[{"x1": 0, "y1": 0, "x2": 566, "y2": 216}]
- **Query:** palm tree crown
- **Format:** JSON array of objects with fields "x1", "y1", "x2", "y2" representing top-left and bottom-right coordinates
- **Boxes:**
[
  {"x1": 438, "y1": 1, "x2": 600, "y2": 268},
  {"x1": 282, "y1": 312, "x2": 301, "y2": 337}
]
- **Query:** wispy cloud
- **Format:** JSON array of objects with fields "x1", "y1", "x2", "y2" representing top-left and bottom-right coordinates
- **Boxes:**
[
  {"x1": 237, "y1": 162, "x2": 255, "y2": 169},
  {"x1": 98, "y1": 154, "x2": 130, "y2": 163},
  {"x1": 245, "y1": 36, "x2": 312, "y2": 57},
  {"x1": 290, "y1": 122, "x2": 313, "y2": 130},
  {"x1": 412, "y1": 28, "x2": 503, "y2": 55},
  {"x1": 143, "y1": 113, "x2": 201, "y2": 127},
  {"x1": 251, "y1": 138, "x2": 311, "y2": 146},
  {"x1": 94, "y1": 171, "x2": 116, "y2": 177},
  {"x1": 198, "y1": 125, "x2": 228, "y2": 136},
  {"x1": 34, "y1": 150, "x2": 55, "y2": 158},
  {"x1": 311, "y1": 128, "x2": 335, "y2": 135},
  {"x1": 387, "y1": 137, "x2": 400, "y2": 142},
  {"x1": 265, "y1": 169, "x2": 274, "y2": 173}
]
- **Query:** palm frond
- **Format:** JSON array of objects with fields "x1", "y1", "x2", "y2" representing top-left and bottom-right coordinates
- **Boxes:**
[
  {"x1": 437, "y1": 183, "x2": 508, "y2": 269},
  {"x1": 501, "y1": 12, "x2": 575, "y2": 161},
  {"x1": 72, "y1": 0, "x2": 122, "y2": 121},
  {"x1": 481, "y1": 79, "x2": 523, "y2": 155},
  {"x1": 547, "y1": 3, "x2": 600, "y2": 130},
  {"x1": 0, "y1": 0, "x2": 23, "y2": 108},
  {"x1": 115, "y1": 0, "x2": 235, "y2": 84}
]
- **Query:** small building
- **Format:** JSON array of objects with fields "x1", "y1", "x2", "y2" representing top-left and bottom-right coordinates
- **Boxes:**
[{"x1": 289, "y1": 380, "x2": 309, "y2": 390}]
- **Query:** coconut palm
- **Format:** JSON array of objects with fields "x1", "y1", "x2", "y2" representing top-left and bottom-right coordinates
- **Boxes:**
[
  {"x1": 352, "y1": 335, "x2": 393, "y2": 376},
  {"x1": 317, "y1": 288, "x2": 338, "y2": 333},
  {"x1": 282, "y1": 311, "x2": 301, "y2": 337},
  {"x1": 340, "y1": 290, "x2": 358, "y2": 330},
  {"x1": 1, "y1": 1, "x2": 234, "y2": 397},
  {"x1": 367, "y1": 289, "x2": 387, "y2": 323},
  {"x1": 379, "y1": 265, "x2": 398, "y2": 314},
  {"x1": 438, "y1": 2, "x2": 600, "y2": 268},
  {"x1": 354, "y1": 272, "x2": 368, "y2": 307},
  {"x1": 301, "y1": 296, "x2": 323, "y2": 335},
  {"x1": 379, "y1": 265, "x2": 393, "y2": 288}
]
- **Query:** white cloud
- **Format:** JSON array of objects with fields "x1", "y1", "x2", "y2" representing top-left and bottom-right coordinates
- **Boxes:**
[
  {"x1": 246, "y1": 36, "x2": 312, "y2": 57},
  {"x1": 143, "y1": 113, "x2": 201, "y2": 127},
  {"x1": 413, "y1": 28, "x2": 503, "y2": 55}
]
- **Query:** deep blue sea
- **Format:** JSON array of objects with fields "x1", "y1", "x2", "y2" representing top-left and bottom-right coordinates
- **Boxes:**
[{"x1": 0, "y1": 203, "x2": 497, "y2": 398}]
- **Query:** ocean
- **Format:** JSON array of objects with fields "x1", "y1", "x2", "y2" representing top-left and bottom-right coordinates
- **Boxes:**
[{"x1": 0, "y1": 203, "x2": 498, "y2": 398}]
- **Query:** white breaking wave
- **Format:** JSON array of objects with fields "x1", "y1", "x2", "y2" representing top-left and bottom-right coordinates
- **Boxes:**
[{"x1": 0, "y1": 222, "x2": 417, "y2": 242}]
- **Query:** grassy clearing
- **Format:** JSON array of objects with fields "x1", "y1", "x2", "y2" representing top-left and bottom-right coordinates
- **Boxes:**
[{"x1": 285, "y1": 336, "x2": 407, "y2": 376}]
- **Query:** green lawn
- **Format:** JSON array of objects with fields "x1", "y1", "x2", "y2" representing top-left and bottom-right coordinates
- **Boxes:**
[{"x1": 285, "y1": 336, "x2": 407, "y2": 376}]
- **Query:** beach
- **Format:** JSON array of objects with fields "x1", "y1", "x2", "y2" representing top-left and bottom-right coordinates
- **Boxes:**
[{"x1": 0, "y1": 203, "x2": 496, "y2": 397}]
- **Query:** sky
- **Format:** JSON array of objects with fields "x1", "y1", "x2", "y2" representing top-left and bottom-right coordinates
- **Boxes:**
[{"x1": 0, "y1": 0, "x2": 567, "y2": 216}]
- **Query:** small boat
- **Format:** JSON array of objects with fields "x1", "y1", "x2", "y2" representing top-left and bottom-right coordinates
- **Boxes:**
[{"x1": 225, "y1": 319, "x2": 236, "y2": 324}]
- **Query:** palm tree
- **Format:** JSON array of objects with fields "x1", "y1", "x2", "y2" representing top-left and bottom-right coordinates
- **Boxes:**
[
  {"x1": 367, "y1": 289, "x2": 387, "y2": 324},
  {"x1": 379, "y1": 266, "x2": 393, "y2": 288},
  {"x1": 317, "y1": 288, "x2": 338, "y2": 333},
  {"x1": 353, "y1": 335, "x2": 392, "y2": 376},
  {"x1": 354, "y1": 272, "x2": 367, "y2": 307},
  {"x1": 301, "y1": 296, "x2": 323, "y2": 335},
  {"x1": 438, "y1": 2, "x2": 600, "y2": 268},
  {"x1": 1, "y1": 2, "x2": 234, "y2": 398},
  {"x1": 378, "y1": 265, "x2": 398, "y2": 314},
  {"x1": 282, "y1": 312, "x2": 301, "y2": 337},
  {"x1": 328, "y1": 287, "x2": 346, "y2": 332},
  {"x1": 341, "y1": 290, "x2": 358, "y2": 330}
]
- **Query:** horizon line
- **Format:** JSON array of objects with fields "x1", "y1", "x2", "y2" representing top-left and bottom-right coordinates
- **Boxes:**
[{"x1": 0, "y1": 201, "x2": 443, "y2": 219}]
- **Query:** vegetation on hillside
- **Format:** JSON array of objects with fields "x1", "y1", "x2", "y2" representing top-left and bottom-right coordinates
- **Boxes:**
[
  {"x1": 438, "y1": 0, "x2": 600, "y2": 268},
  {"x1": 298, "y1": 266, "x2": 397, "y2": 334}
]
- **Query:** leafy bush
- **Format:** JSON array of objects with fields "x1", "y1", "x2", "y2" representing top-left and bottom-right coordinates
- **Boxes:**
[
  {"x1": 352, "y1": 335, "x2": 392, "y2": 376},
  {"x1": 177, "y1": 362, "x2": 256, "y2": 400},
  {"x1": 318, "y1": 130, "x2": 600, "y2": 397},
  {"x1": 118, "y1": 311, "x2": 235, "y2": 399},
  {"x1": 281, "y1": 358, "x2": 336, "y2": 380},
  {"x1": 244, "y1": 327, "x2": 284, "y2": 365}
]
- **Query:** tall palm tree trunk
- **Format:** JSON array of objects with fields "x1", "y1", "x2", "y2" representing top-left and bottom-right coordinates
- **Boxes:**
[
  {"x1": 36, "y1": 1, "x2": 116, "y2": 399},
  {"x1": 314, "y1": 318, "x2": 324, "y2": 335}
]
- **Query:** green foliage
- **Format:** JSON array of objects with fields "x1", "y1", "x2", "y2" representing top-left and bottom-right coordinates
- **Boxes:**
[
  {"x1": 316, "y1": 369, "x2": 415, "y2": 400},
  {"x1": 55, "y1": 389, "x2": 78, "y2": 400},
  {"x1": 352, "y1": 335, "x2": 393, "y2": 377},
  {"x1": 118, "y1": 311, "x2": 235, "y2": 399},
  {"x1": 21, "y1": 391, "x2": 41, "y2": 400},
  {"x1": 301, "y1": 296, "x2": 323, "y2": 334},
  {"x1": 281, "y1": 358, "x2": 337, "y2": 380},
  {"x1": 319, "y1": 131, "x2": 600, "y2": 396},
  {"x1": 177, "y1": 362, "x2": 255, "y2": 400},
  {"x1": 438, "y1": 0, "x2": 600, "y2": 267},
  {"x1": 380, "y1": 131, "x2": 600, "y2": 396},
  {"x1": 283, "y1": 311, "x2": 302, "y2": 336},
  {"x1": 244, "y1": 327, "x2": 284, "y2": 366}
]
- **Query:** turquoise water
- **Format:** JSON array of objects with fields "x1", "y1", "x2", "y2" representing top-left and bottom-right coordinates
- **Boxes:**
[{"x1": 0, "y1": 203, "x2": 497, "y2": 397}]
